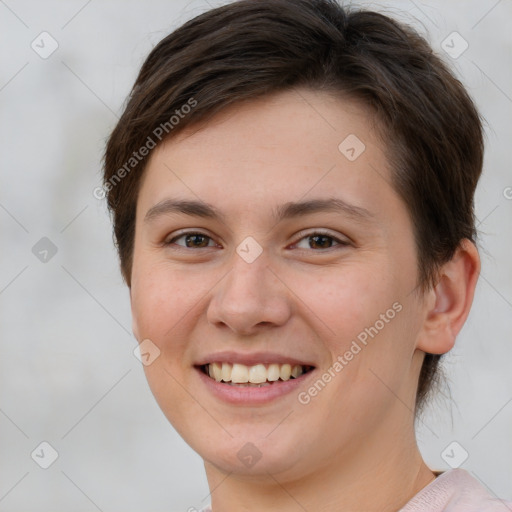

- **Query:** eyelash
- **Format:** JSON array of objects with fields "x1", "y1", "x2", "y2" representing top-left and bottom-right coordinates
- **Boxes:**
[{"x1": 164, "y1": 229, "x2": 350, "y2": 252}]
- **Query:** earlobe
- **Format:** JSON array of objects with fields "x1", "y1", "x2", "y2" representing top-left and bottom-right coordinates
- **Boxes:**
[{"x1": 416, "y1": 239, "x2": 480, "y2": 355}]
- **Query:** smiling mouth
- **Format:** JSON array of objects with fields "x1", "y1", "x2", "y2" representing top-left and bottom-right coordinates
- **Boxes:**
[{"x1": 198, "y1": 362, "x2": 315, "y2": 387}]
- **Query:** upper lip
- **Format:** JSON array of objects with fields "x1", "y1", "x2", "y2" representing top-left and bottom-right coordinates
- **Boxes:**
[{"x1": 194, "y1": 351, "x2": 316, "y2": 367}]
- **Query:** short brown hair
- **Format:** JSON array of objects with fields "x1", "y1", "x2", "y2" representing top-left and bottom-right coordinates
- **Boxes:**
[{"x1": 103, "y1": 0, "x2": 484, "y2": 413}]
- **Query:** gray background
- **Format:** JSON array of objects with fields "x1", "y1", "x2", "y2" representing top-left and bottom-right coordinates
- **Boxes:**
[{"x1": 1, "y1": 0, "x2": 511, "y2": 510}]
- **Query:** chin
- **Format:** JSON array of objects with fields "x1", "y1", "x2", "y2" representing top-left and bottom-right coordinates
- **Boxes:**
[
  {"x1": 203, "y1": 443, "x2": 304, "y2": 478},
  {"x1": 188, "y1": 425, "x2": 308, "y2": 478}
]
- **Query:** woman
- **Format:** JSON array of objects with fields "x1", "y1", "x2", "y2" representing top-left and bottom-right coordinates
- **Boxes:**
[{"x1": 102, "y1": 0, "x2": 511, "y2": 510}]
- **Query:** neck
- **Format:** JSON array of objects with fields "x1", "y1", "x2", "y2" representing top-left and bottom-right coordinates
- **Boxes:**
[{"x1": 203, "y1": 420, "x2": 435, "y2": 512}]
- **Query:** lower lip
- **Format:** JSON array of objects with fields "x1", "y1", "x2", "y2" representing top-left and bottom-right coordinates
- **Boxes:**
[{"x1": 195, "y1": 367, "x2": 315, "y2": 405}]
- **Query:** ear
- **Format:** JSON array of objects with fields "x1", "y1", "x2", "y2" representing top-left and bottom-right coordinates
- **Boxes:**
[{"x1": 416, "y1": 239, "x2": 480, "y2": 355}]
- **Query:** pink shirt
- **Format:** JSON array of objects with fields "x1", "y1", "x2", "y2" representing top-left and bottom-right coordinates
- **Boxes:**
[
  {"x1": 198, "y1": 469, "x2": 512, "y2": 511},
  {"x1": 399, "y1": 468, "x2": 512, "y2": 511}
]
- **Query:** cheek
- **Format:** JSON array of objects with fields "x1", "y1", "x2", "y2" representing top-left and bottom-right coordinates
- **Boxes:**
[
  {"x1": 289, "y1": 260, "x2": 396, "y2": 342},
  {"x1": 294, "y1": 260, "x2": 416, "y2": 389},
  {"x1": 130, "y1": 262, "x2": 215, "y2": 357},
  {"x1": 131, "y1": 265, "x2": 203, "y2": 429},
  {"x1": 131, "y1": 264, "x2": 178, "y2": 351}
]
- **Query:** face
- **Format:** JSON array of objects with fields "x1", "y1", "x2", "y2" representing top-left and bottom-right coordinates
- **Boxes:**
[{"x1": 130, "y1": 88, "x2": 430, "y2": 481}]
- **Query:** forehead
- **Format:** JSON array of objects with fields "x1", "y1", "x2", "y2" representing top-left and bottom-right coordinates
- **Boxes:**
[{"x1": 137, "y1": 88, "x2": 401, "y2": 226}]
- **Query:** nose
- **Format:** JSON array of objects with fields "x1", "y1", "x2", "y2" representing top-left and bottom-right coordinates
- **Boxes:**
[{"x1": 206, "y1": 248, "x2": 292, "y2": 336}]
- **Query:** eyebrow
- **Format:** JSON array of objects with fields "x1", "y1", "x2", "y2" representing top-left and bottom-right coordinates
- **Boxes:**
[{"x1": 144, "y1": 197, "x2": 375, "y2": 225}]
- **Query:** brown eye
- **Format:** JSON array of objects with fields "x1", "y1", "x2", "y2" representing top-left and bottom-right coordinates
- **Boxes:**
[
  {"x1": 308, "y1": 234, "x2": 335, "y2": 249},
  {"x1": 293, "y1": 231, "x2": 349, "y2": 251},
  {"x1": 166, "y1": 232, "x2": 215, "y2": 248}
]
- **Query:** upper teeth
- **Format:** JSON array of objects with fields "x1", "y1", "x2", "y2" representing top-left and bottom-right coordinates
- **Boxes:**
[{"x1": 206, "y1": 362, "x2": 305, "y2": 383}]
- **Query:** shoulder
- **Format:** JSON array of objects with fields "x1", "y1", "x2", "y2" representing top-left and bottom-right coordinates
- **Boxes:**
[{"x1": 400, "y1": 468, "x2": 512, "y2": 511}]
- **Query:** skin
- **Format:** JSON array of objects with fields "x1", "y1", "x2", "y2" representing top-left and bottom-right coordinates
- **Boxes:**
[{"x1": 129, "y1": 88, "x2": 480, "y2": 512}]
